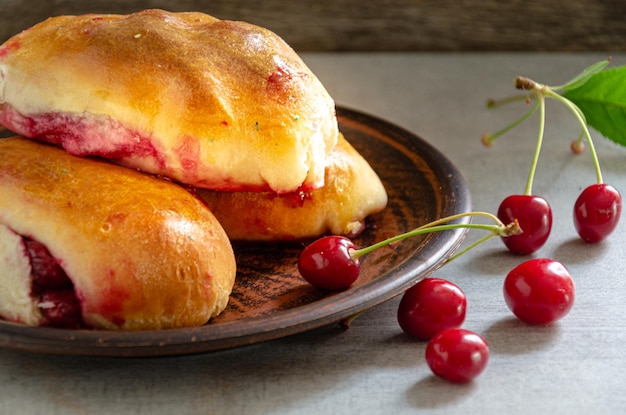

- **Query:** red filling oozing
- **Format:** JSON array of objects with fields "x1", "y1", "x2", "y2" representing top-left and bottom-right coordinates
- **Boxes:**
[
  {"x1": 0, "y1": 105, "x2": 161, "y2": 163},
  {"x1": 24, "y1": 238, "x2": 84, "y2": 329}
]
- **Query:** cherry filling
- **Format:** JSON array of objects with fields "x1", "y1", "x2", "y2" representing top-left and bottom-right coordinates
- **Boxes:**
[{"x1": 24, "y1": 239, "x2": 84, "y2": 328}]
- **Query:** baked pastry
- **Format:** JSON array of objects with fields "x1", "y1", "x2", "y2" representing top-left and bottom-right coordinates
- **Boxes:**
[
  {"x1": 0, "y1": 137, "x2": 236, "y2": 330},
  {"x1": 0, "y1": 9, "x2": 338, "y2": 193},
  {"x1": 197, "y1": 134, "x2": 388, "y2": 241}
]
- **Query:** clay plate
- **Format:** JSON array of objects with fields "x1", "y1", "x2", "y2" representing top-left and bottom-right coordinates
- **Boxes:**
[{"x1": 0, "y1": 107, "x2": 471, "y2": 357}]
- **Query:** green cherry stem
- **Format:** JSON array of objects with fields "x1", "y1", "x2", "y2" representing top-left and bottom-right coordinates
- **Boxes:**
[
  {"x1": 487, "y1": 94, "x2": 529, "y2": 109},
  {"x1": 544, "y1": 90, "x2": 604, "y2": 184},
  {"x1": 512, "y1": 76, "x2": 549, "y2": 196},
  {"x1": 350, "y1": 211, "x2": 521, "y2": 262},
  {"x1": 339, "y1": 212, "x2": 521, "y2": 329},
  {"x1": 482, "y1": 99, "x2": 539, "y2": 146},
  {"x1": 523, "y1": 91, "x2": 546, "y2": 196},
  {"x1": 487, "y1": 72, "x2": 605, "y2": 186}
]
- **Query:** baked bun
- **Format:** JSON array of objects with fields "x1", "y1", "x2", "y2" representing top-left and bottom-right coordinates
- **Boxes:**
[
  {"x1": 0, "y1": 9, "x2": 338, "y2": 193},
  {"x1": 0, "y1": 137, "x2": 236, "y2": 330},
  {"x1": 197, "y1": 134, "x2": 388, "y2": 241}
]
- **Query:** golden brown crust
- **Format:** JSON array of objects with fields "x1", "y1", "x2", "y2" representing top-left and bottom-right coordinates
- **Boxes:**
[
  {"x1": 0, "y1": 9, "x2": 338, "y2": 193},
  {"x1": 0, "y1": 137, "x2": 236, "y2": 330},
  {"x1": 197, "y1": 134, "x2": 388, "y2": 241}
]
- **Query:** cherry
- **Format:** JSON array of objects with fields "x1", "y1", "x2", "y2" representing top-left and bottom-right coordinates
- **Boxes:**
[
  {"x1": 24, "y1": 238, "x2": 73, "y2": 292},
  {"x1": 397, "y1": 278, "x2": 466, "y2": 340},
  {"x1": 297, "y1": 213, "x2": 521, "y2": 291},
  {"x1": 298, "y1": 213, "x2": 521, "y2": 290},
  {"x1": 503, "y1": 258, "x2": 575, "y2": 325},
  {"x1": 425, "y1": 328, "x2": 489, "y2": 383},
  {"x1": 19, "y1": 236, "x2": 84, "y2": 328},
  {"x1": 497, "y1": 195, "x2": 552, "y2": 255},
  {"x1": 485, "y1": 62, "x2": 622, "y2": 250},
  {"x1": 38, "y1": 290, "x2": 83, "y2": 328},
  {"x1": 297, "y1": 236, "x2": 360, "y2": 291},
  {"x1": 573, "y1": 183, "x2": 622, "y2": 243}
]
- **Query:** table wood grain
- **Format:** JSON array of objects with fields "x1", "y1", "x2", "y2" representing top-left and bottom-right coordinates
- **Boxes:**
[{"x1": 1, "y1": 0, "x2": 625, "y2": 51}]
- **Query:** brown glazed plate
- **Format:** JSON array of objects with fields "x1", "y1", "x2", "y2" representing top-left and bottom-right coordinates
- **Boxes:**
[{"x1": 0, "y1": 107, "x2": 471, "y2": 357}]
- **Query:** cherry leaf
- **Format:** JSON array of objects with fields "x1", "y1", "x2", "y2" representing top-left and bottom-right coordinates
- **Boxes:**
[
  {"x1": 562, "y1": 67, "x2": 626, "y2": 147},
  {"x1": 552, "y1": 59, "x2": 611, "y2": 92}
]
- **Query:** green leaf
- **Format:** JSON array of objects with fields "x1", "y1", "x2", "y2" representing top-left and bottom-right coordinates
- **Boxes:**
[
  {"x1": 562, "y1": 66, "x2": 626, "y2": 147},
  {"x1": 552, "y1": 58, "x2": 611, "y2": 92}
]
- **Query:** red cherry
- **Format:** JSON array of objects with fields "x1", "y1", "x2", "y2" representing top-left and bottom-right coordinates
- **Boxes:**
[
  {"x1": 497, "y1": 194, "x2": 552, "y2": 255},
  {"x1": 573, "y1": 183, "x2": 622, "y2": 243},
  {"x1": 503, "y1": 258, "x2": 575, "y2": 325},
  {"x1": 298, "y1": 236, "x2": 360, "y2": 290},
  {"x1": 24, "y1": 239, "x2": 73, "y2": 292},
  {"x1": 38, "y1": 290, "x2": 83, "y2": 328},
  {"x1": 425, "y1": 328, "x2": 489, "y2": 383},
  {"x1": 397, "y1": 278, "x2": 466, "y2": 340}
]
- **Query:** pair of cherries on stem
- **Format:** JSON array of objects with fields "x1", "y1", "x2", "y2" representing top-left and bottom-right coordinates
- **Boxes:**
[
  {"x1": 298, "y1": 211, "x2": 521, "y2": 291},
  {"x1": 487, "y1": 73, "x2": 622, "y2": 254},
  {"x1": 499, "y1": 183, "x2": 622, "y2": 255}
]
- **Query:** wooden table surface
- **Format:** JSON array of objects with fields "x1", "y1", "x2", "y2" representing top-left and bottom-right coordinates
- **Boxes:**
[
  {"x1": 1, "y1": 51, "x2": 625, "y2": 414},
  {"x1": 2, "y1": 0, "x2": 626, "y2": 52}
]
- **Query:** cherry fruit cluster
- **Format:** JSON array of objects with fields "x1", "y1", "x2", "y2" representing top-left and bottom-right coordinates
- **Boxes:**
[
  {"x1": 485, "y1": 69, "x2": 622, "y2": 254},
  {"x1": 297, "y1": 214, "x2": 574, "y2": 383},
  {"x1": 296, "y1": 61, "x2": 622, "y2": 384}
]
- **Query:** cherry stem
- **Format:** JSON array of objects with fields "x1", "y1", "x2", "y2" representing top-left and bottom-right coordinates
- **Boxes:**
[
  {"x1": 487, "y1": 73, "x2": 605, "y2": 186},
  {"x1": 483, "y1": 100, "x2": 539, "y2": 146},
  {"x1": 443, "y1": 231, "x2": 501, "y2": 264},
  {"x1": 544, "y1": 90, "x2": 604, "y2": 184},
  {"x1": 524, "y1": 92, "x2": 546, "y2": 196},
  {"x1": 339, "y1": 213, "x2": 520, "y2": 329},
  {"x1": 487, "y1": 94, "x2": 529, "y2": 109},
  {"x1": 340, "y1": 310, "x2": 366, "y2": 329},
  {"x1": 350, "y1": 212, "x2": 521, "y2": 261}
]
